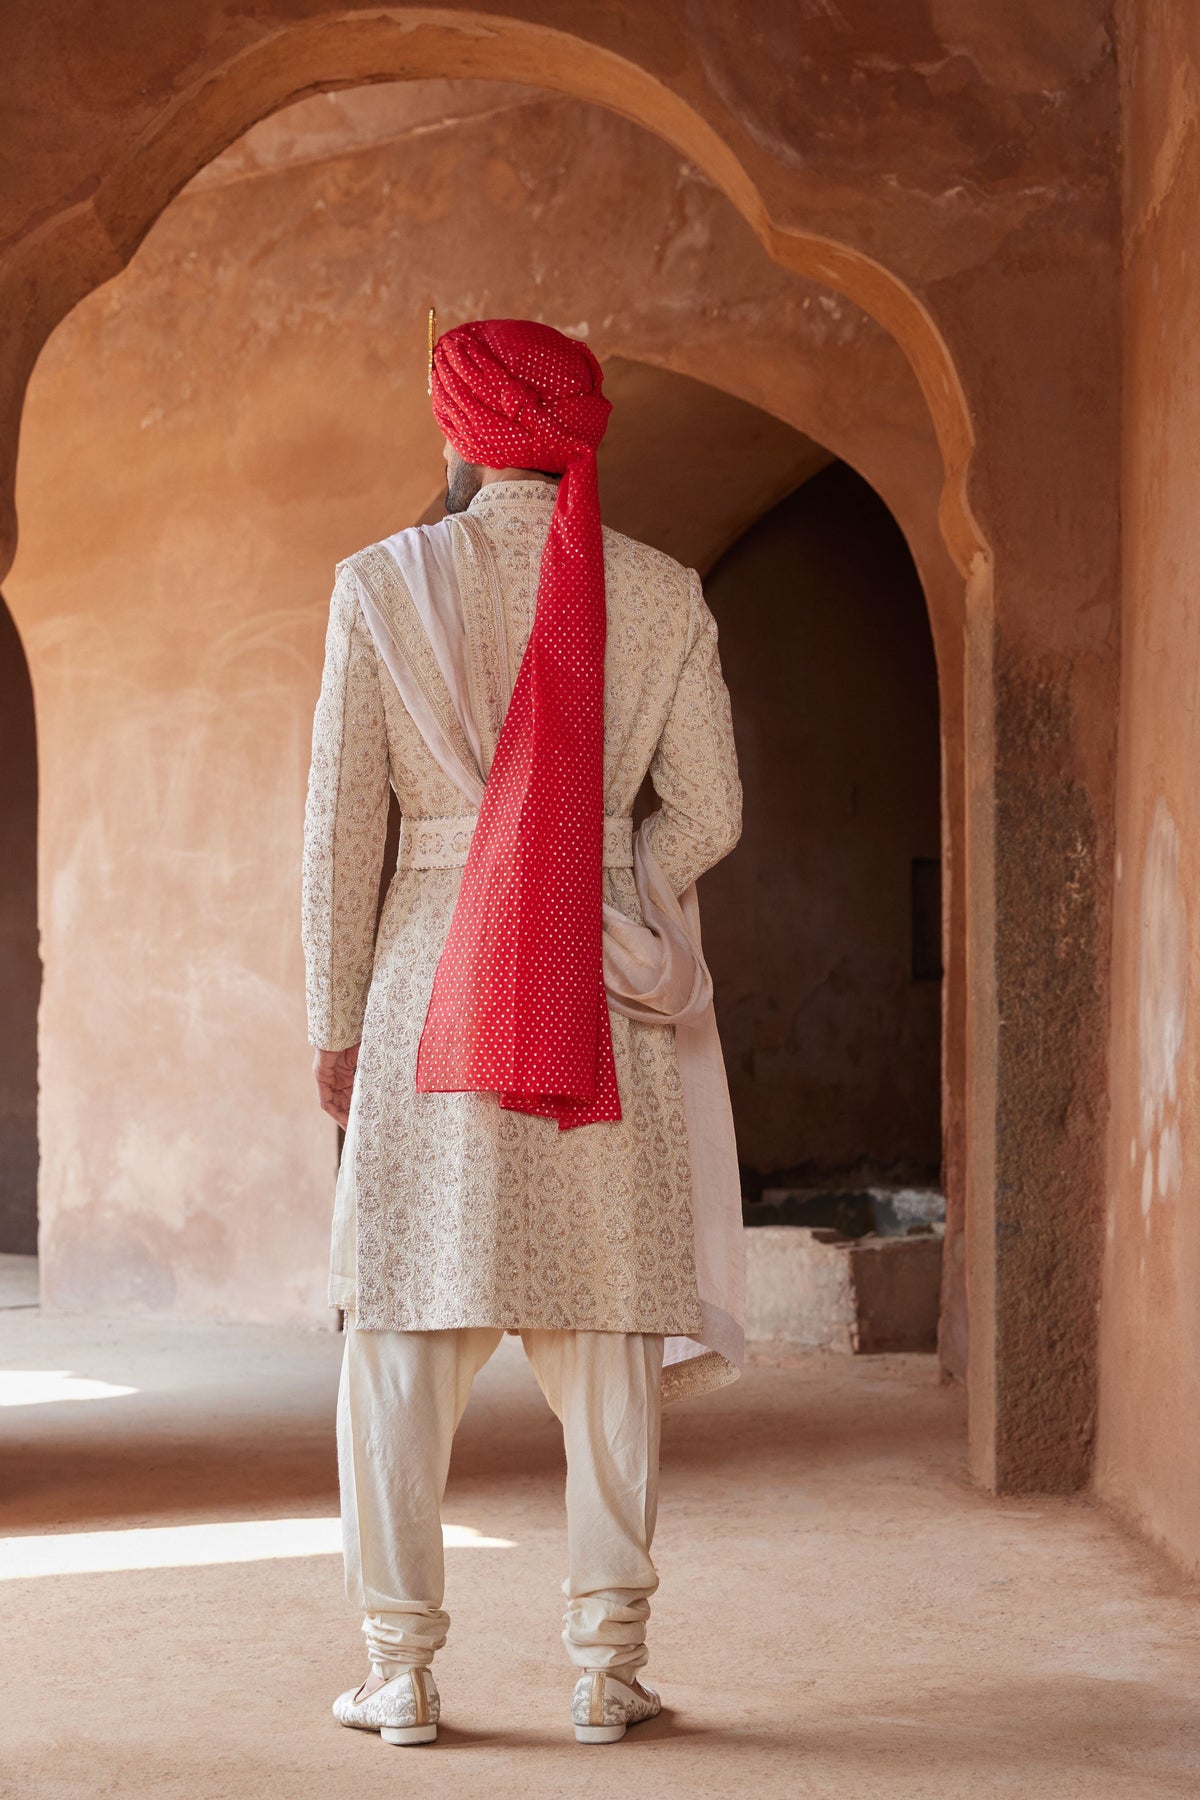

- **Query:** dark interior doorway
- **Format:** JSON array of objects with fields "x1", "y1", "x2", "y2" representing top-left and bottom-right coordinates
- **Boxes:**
[
  {"x1": 0, "y1": 593, "x2": 39, "y2": 1254},
  {"x1": 699, "y1": 462, "x2": 942, "y2": 1197}
]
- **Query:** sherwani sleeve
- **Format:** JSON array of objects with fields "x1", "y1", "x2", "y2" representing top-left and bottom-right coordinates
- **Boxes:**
[
  {"x1": 302, "y1": 564, "x2": 391, "y2": 1051},
  {"x1": 645, "y1": 569, "x2": 742, "y2": 893}
]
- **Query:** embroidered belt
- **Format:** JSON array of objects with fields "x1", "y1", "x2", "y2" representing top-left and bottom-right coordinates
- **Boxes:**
[{"x1": 397, "y1": 813, "x2": 634, "y2": 872}]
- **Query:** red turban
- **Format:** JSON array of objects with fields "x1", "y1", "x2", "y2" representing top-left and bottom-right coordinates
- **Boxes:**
[{"x1": 416, "y1": 319, "x2": 620, "y2": 1128}]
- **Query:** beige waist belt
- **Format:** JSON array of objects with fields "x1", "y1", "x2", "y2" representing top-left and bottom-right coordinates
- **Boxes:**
[{"x1": 397, "y1": 813, "x2": 634, "y2": 872}]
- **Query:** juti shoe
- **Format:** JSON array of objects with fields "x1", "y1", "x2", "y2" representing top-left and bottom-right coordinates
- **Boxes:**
[
  {"x1": 332, "y1": 1664, "x2": 439, "y2": 1745},
  {"x1": 572, "y1": 1669, "x2": 662, "y2": 1744}
]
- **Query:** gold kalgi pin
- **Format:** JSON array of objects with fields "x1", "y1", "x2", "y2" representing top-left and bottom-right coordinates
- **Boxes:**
[{"x1": 427, "y1": 307, "x2": 437, "y2": 395}]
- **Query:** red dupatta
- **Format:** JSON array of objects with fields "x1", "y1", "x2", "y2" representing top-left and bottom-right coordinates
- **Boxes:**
[{"x1": 415, "y1": 318, "x2": 619, "y2": 1128}]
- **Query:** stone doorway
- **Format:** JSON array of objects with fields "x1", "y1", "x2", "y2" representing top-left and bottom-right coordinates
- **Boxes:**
[
  {"x1": 5, "y1": 82, "x2": 957, "y2": 1343},
  {"x1": 702, "y1": 464, "x2": 944, "y2": 1352}
]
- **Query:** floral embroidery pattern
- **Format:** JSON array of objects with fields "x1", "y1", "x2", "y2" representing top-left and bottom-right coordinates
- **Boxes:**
[{"x1": 302, "y1": 483, "x2": 741, "y2": 1345}]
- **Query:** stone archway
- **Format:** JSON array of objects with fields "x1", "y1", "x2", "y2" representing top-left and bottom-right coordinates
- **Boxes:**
[
  {"x1": 0, "y1": 13, "x2": 984, "y2": 577},
  {"x1": 0, "y1": 28, "x2": 1002, "y2": 1469}
]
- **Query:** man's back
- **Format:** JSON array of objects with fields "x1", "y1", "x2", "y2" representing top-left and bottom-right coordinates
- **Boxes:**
[
  {"x1": 323, "y1": 481, "x2": 739, "y2": 895},
  {"x1": 302, "y1": 473, "x2": 740, "y2": 1345}
]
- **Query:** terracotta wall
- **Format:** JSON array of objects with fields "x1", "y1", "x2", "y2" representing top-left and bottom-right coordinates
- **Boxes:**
[
  {"x1": 7, "y1": 83, "x2": 939, "y2": 1320},
  {"x1": 1097, "y1": 0, "x2": 1200, "y2": 1573},
  {"x1": 702, "y1": 465, "x2": 941, "y2": 1184}
]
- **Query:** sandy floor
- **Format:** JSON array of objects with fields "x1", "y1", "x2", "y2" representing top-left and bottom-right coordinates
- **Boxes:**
[{"x1": 1, "y1": 1310, "x2": 1198, "y2": 1798}]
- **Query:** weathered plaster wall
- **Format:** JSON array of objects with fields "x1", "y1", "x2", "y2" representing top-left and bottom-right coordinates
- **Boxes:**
[
  {"x1": 0, "y1": 3, "x2": 1124, "y2": 1494},
  {"x1": 6, "y1": 84, "x2": 944, "y2": 1321},
  {"x1": 1097, "y1": 0, "x2": 1200, "y2": 1573},
  {"x1": 702, "y1": 466, "x2": 941, "y2": 1183},
  {"x1": 0, "y1": 594, "x2": 38, "y2": 1254}
]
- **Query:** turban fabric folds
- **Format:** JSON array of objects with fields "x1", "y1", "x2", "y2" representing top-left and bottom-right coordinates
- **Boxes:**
[{"x1": 416, "y1": 319, "x2": 619, "y2": 1128}]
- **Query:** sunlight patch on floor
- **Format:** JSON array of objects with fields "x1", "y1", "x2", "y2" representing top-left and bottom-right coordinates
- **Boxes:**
[{"x1": 0, "y1": 1370, "x2": 138, "y2": 1407}]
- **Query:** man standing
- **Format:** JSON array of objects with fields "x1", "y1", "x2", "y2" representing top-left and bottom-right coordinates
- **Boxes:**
[{"x1": 303, "y1": 318, "x2": 742, "y2": 1747}]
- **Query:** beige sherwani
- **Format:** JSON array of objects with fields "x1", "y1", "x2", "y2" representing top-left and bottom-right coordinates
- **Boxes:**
[{"x1": 303, "y1": 481, "x2": 741, "y2": 1372}]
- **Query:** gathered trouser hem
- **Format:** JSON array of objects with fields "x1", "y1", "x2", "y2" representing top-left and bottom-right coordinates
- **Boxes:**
[{"x1": 338, "y1": 1323, "x2": 664, "y2": 1674}]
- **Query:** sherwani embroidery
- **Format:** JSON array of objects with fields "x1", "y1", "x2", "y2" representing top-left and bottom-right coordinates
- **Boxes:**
[{"x1": 302, "y1": 483, "x2": 742, "y2": 1379}]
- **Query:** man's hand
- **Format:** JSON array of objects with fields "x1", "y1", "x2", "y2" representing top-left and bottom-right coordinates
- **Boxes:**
[{"x1": 313, "y1": 1044, "x2": 360, "y2": 1129}]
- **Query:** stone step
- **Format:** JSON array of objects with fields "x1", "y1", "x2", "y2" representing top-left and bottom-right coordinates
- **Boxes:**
[{"x1": 745, "y1": 1225, "x2": 942, "y2": 1353}]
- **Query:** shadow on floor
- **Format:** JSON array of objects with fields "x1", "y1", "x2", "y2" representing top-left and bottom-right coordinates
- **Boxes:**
[{"x1": 1, "y1": 1325, "x2": 961, "y2": 1535}]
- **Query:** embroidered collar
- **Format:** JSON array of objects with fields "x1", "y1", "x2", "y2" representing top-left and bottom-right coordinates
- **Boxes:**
[{"x1": 468, "y1": 480, "x2": 560, "y2": 513}]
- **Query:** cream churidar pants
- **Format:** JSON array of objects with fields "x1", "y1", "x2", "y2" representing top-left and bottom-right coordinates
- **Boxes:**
[{"x1": 338, "y1": 1323, "x2": 664, "y2": 1675}]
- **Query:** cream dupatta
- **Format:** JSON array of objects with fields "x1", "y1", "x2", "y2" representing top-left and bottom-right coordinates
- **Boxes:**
[{"x1": 347, "y1": 517, "x2": 745, "y2": 1402}]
